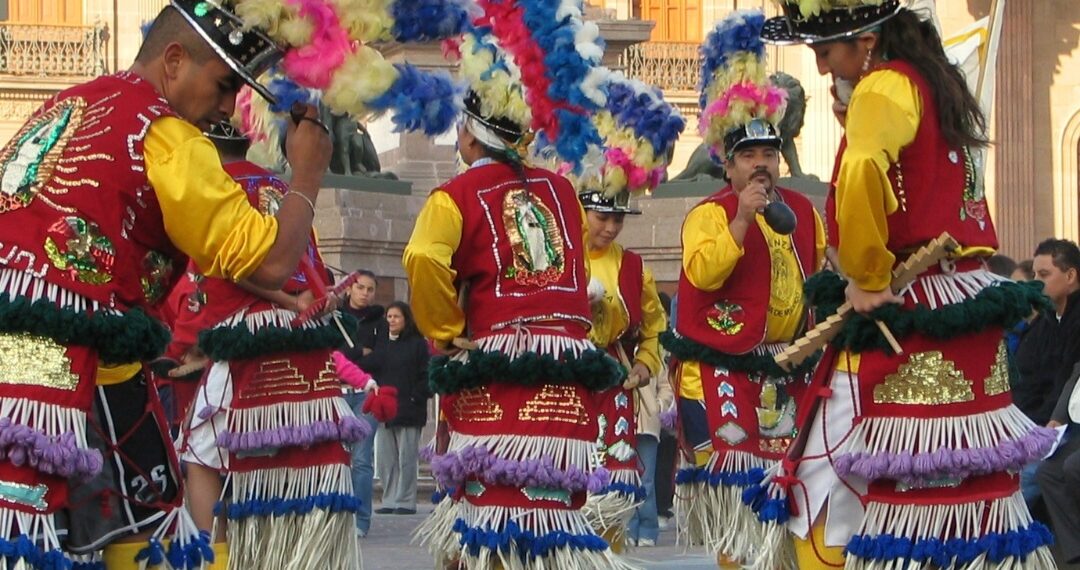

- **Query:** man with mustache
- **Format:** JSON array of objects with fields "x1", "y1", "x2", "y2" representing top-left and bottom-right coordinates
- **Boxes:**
[{"x1": 661, "y1": 11, "x2": 826, "y2": 567}]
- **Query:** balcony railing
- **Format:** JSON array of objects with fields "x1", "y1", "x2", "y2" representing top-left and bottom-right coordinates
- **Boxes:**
[
  {"x1": 0, "y1": 22, "x2": 109, "y2": 78},
  {"x1": 619, "y1": 41, "x2": 701, "y2": 93}
]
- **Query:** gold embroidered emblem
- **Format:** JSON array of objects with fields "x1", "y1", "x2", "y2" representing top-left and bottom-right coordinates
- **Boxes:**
[
  {"x1": 241, "y1": 359, "x2": 310, "y2": 399},
  {"x1": 757, "y1": 380, "x2": 796, "y2": 438},
  {"x1": 315, "y1": 357, "x2": 341, "y2": 392},
  {"x1": 984, "y1": 341, "x2": 1010, "y2": 396},
  {"x1": 0, "y1": 332, "x2": 79, "y2": 391},
  {"x1": 452, "y1": 388, "x2": 503, "y2": 422},
  {"x1": 767, "y1": 232, "x2": 800, "y2": 319},
  {"x1": 706, "y1": 301, "x2": 744, "y2": 335},
  {"x1": 759, "y1": 437, "x2": 794, "y2": 455},
  {"x1": 258, "y1": 185, "x2": 284, "y2": 216},
  {"x1": 873, "y1": 351, "x2": 974, "y2": 405},
  {"x1": 518, "y1": 384, "x2": 588, "y2": 425},
  {"x1": 501, "y1": 188, "x2": 565, "y2": 286}
]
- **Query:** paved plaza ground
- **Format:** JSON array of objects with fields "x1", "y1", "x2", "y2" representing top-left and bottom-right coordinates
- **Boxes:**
[{"x1": 360, "y1": 503, "x2": 714, "y2": 569}]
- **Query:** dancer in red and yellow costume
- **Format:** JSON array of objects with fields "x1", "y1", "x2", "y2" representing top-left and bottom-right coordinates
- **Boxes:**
[
  {"x1": 405, "y1": 11, "x2": 636, "y2": 568},
  {"x1": 0, "y1": 1, "x2": 334, "y2": 567},
  {"x1": 568, "y1": 74, "x2": 683, "y2": 550},
  {"x1": 742, "y1": 2, "x2": 1058, "y2": 568},
  {"x1": 661, "y1": 10, "x2": 825, "y2": 568}
]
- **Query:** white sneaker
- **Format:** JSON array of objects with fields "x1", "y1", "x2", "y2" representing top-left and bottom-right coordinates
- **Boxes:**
[
  {"x1": 657, "y1": 516, "x2": 672, "y2": 530},
  {"x1": 637, "y1": 538, "x2": 656, "y2": 547},
  {"x1": 356, "y1": 529, "x2": 367, "y2": 538}
]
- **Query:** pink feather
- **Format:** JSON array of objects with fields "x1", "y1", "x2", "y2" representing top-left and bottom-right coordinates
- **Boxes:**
[
  {"x1": 332, "y1": 350, "x2": 373, "y2": 389},
  {"x1": 282, "y1": 0, "x2": 353, "y2": 90}
]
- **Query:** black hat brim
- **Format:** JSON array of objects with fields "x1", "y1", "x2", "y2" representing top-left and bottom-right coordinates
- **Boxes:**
[
  {"x1": 171, "y1": 1, "x2": 282, "y2": 103},
  {"x1": 761, "y1": 1, "x2": 903, "y2": 45}
]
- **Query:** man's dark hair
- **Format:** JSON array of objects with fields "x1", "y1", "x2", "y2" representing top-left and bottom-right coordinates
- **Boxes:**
[
  {"x1": 987, "y1": 254, "x2": 1017, "y2": 278},
  {"x1": 210, "y1": 137, "x2": 250, "y2": 162},
  {"x1": 1015, "y1": 259, "x2": 1035, "y2": 281},
  {"x1": 355, "y1": 269, "x2": 377, "y2": 284},
  {"x1": 1034, "y1": 238, "x2": 1080, "y2": 274},
  {"x1": 135, "y1": 6, "x2": 215, "y2": 64}
]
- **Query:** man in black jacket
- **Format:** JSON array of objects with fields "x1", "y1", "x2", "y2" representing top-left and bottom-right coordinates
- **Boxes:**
[
  {"x1": 340, "y1": 270, "x2": 387, "y2": 537},
  {"x1": 1036, "y1": 363, "x2": 1080, "y2": 565},
  {"x1": 1014, "y1": 239, "x2": 1080, "y2": 507}
]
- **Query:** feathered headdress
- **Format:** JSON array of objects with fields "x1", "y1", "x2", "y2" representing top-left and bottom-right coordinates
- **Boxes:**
[
  {"x1": 571, "y1": 73, "x2": 685, "y2": 200},
  {"x1": 450, "y1": 0, "x2": 609, "y2": 173},
  {"x1": 230, "y1": 0, "x2": 471, "y2": 137},
  {"x1": 699, "y1": 10, "x2": 787, "y2": 159}
]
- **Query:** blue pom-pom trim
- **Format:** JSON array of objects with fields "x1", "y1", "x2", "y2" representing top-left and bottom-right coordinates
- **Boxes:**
[
  {"x1": 595, "y1": 481, "x2": 647, "y2": 502},
  {"x1": 846, "y1": 522, "x2": 1054, "y2": 566},
  {"x1": 454, "y1": 518, "x2": 609, "y2": 560},
  {"x1": 699, "y1": 10, "x2": 767, "y2": 109},
  {"x1": 674, "y1": 465, "x2": 766, "y2": 488},
  {"x1": 432, "y1": 486, "x2": 456, "y2": 504},
  {"x1": 741, "y1": 480, "x2": 789, "y2": 524},
  {"x1": 392, "y1": 0, "x2": 473, "y2": 42},
  {"x1": 0, "y1": 535, "x2": 73, "y2": 570},
  {"x1": 223, "y1": 492, "x2": 361, "y2": 520},
  {"x1": 366, "y1": 64, "x2": 464, "y2": 136},
  {"x1": 605, "y1": 80, "x2": 685, "y2": 158},
  {"x1": 166, "y1": 531, "x2": 215, "y2": 570}
]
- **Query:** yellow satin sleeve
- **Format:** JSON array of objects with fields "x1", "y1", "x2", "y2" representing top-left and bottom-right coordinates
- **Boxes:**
[
  {"x1": 145, "y1": 117, "x2": 278, "y2": 282},
  {"x1": 681, "y1": 201, "x2": 743, "y2": 292},
  {"x1": 835, "y1": 69, "x2": 919, "y2": 291},
  {"x1": 586, "y1": 244, "x2": 666, "y2": 376},
  {"x1": 403, "y1": 190, "x2": 464, "y2": 345}
]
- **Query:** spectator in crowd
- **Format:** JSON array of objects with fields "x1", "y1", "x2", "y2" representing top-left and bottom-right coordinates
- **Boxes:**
[
  {"x1": 1013, "y1": 259, "x2": 1036, "y2": 281},
  {"x1": 654, "y1": 292, "x2": 678, "y2": 528},
  {"x1": 367, "y1": 302, "x2": 432, "y2": 516},
  {"x1": 340, "y1": 270, "x2": 387, "y2": 537},
  {"x1": 627, "y1": 325, "x2": 676, "y2": 547},
  {"x1": 1036, "y1": 363, "x2": 1080, "y2": 565},
  {"x1": 988, "y1": 254, "x2": 1018, "y2": 278},
  {"x1": 1014, "y1": 239, "x2": 1080, "y2": 506}
]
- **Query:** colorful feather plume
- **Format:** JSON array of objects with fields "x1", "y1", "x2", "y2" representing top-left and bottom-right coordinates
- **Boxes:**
[
  {"x1": 567, "y1": 73, "x2": 685, "y2": 197},
  {"x1": 232, "y1": 0, "x2": 468, "y2": 136},
  {"x1": 469, "y1": 0, "x2": 609, "y2": 172},
  {"x1": 698, "y1": 9, "x2": 787, "y2": 154}
]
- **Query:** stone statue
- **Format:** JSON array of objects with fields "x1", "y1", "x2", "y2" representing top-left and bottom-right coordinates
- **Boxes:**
[
  {"x1": 670, "y1": 72, "x2": 816, "y2": 182},
  {"x1": 769, "y1": 71, "x2": 816, "y2": 180},
  {"x1": 318, "y1": 104, "x2": 398, "y2": 179}
]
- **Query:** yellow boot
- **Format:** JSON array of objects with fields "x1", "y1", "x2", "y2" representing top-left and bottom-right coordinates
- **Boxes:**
[{"x1": 793, "y1": 518, "x2": 845, "y2": 569}]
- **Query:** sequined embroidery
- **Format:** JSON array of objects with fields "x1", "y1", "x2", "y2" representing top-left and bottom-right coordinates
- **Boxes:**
[
  {"x1": 706, "y1": 301, "x2": 745, "y2": 335},
  {"x1": 465, "y1": 481, "x2": 487, "y2": 497},
  {"x1": 606, "y1": 440, "x2": 636, "y2": 462},
  {"x1": 186, "y1": 272, "x2": 207, "y2": 313},
  {"x1": 316, "y1": 357, "x2": 343, "y2": 392},
  {"x1": 984, "y1": 341, "x2": 1010, "y2": 396},
  {"x1": 241, "y1": 359, "x2": 310, "y2": 399},
  {"x1": 896, "y1": 477, "x2": 963, "y2": 492},
  {"x1": 0, "y1": 332, "x2": 80, "y2": 391},
  {"x1": 257, "y1": 185, "x2": 284, "y2": 216},
  {"x1": 757, "y1": 380, "x2": 797, "y2": 438},
  {"x1": 614, "y1": 392, "x2": 629, "y2": 410},
  {"x1": 0, "y1": 98, "x2": 87, "y2": 214},
  {"x1": 452, "y1": 388, "x2": 503, "y2": 422},
  {"x1": 720, "y1": 401, "x2": 738, "y2": 418},
  {"x1": 759, "y1": 437, "x2": 794, "y2": 455},
  {"x1": 501, "y1": 188, "x2": 565, "y2": 287},
  {"x1": 518, "y1": 384, "x2": 588, "y2": 425},
  {"x1": 43, "y1": 216, "x2": 115, "y2": 284},
  {"x1": 873, "y1": 351, "x2": 975, "y2": 405},
  {"x1": 0, "y1": 480, "x2": 48, "y2": 511},
  {"x1": 959, "y1": 148, "x2": 989, "y2": 230},
  {"x1": 140, "y1": 250, "x2": 174, "y2": 304},
  {"x1": 614, "y1": 416, "x2": 630, "y2": 436},
  {"x1": 716, "y1": 421, "x2": 748, "y2": 446},
  {"x1": 522, "y1": 487, "x2": 571, "y2": 506}
]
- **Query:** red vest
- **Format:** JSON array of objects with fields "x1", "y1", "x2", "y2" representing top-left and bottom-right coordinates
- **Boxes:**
[
  {"x1": 616, "y1": 248, "x2": 644, "y2": 350},
  {"x1": 826, "y1": 61, "x2": 998, "y2": 251},
  {"x1": 0, "y1": 72, "x2": 184, "y2": 310},
  {"x1": 442, "y1": 162, "x2": 591, "y2": 336},
  {"x1": 675, "y1": 186, "x2": 818, "y2": 355}
]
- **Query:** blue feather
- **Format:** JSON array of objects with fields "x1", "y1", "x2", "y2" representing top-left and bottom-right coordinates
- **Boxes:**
[
  {"x1": 604, "y1": 78, "x2": 685, "y2": 157},
  {"x1": 699, "y1": 10, "x2": 766, "y2": 108},
  {"x1": 366, "y1": 64, "x2": 464, "y2": 136},
  {"x1": 391, "y1": 0, "x2": 475, "y2": 42},
  {"x1": 267, "y1": 76, "x2": 319, "y2": 113}
]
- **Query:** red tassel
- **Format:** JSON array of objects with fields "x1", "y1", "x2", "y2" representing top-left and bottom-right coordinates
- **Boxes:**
[{"x1": 363, "y1": 386, "x2": 399, "y2": 423}]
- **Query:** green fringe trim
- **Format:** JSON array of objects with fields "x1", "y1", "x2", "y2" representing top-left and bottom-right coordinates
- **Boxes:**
[
  {"x1": 198, "y1": 312, "x2": 357, "y2": 361},
  {"x1": 659, "y1": 329, "x2": 821, "y2": 379},
  {"x1": 806, "y1": 271, "x2": 1051, "y2": 354},
  {"x1": 428, "y1": 348, "x2": 627, "y2": 396},
  {"x1": 0, "y1": 293, "x2": 170, "y2": 365}
]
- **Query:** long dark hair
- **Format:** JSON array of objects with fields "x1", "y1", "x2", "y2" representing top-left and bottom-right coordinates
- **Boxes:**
[
  {"x1": 877, "y1": 9, "x2": 988, "y2": 149},
  {"x1": 386, "y1": 301, "x2": 421, "y2": 339}
]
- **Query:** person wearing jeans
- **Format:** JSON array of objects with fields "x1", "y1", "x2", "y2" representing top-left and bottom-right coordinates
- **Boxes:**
[
  {"x1": 344, "y1": 391, "x2": 379, "y2": 535},
  {"x1": 627, "y1": 357, "x2": 675, "y2": 546}
]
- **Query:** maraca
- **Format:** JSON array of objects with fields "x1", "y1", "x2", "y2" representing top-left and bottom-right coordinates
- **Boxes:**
[{"x1": 763, "y1": 201, "x2": 797, "y2": 235}]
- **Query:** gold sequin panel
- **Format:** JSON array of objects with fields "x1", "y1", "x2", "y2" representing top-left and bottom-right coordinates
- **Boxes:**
[
  {"x1": 518, "y1": 384, "x2": 589, "y2": 425},
  {"x1": 873, "y1": 351, "x2": 975, "y2": 405},
  {"x1": 0, "y1": 332, "x2": 80, "y2": 391},
  {"x1": 983, "y1": 341, "x2": 1011, "y2": 397},
  {"x1": 452, "y1": 388, "x2": 504, "y2": 422}
]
